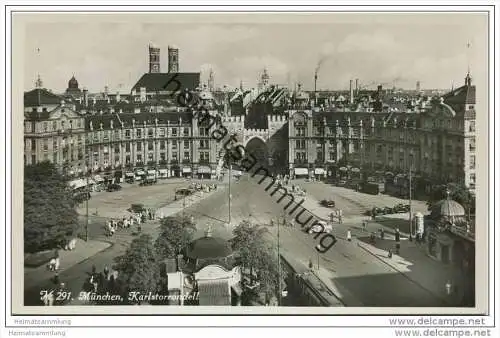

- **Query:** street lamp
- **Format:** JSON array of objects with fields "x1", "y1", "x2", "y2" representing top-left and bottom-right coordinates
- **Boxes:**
[{"x1": 315, "y1": 245, "x2": 321, "y2": 270}]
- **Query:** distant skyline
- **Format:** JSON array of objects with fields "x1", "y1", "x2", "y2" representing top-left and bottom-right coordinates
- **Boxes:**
[{"x1": 20, "y1": 13, "x2": 488, "y2": 94}]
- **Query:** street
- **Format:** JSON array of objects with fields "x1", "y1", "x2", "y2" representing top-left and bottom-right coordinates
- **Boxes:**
[{"x1": 25, "y1": 174, "x2": 445, "y2": 307}]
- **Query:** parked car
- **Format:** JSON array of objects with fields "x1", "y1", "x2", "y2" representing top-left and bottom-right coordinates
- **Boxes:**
[
  {"x1": 174, "y1": 188, "x2": 194, "y2": 200},
  {"x1": 129, "y1": 203, "x2": 146, "y2": 214},
  {"x1": 125, "y1": 172, "x2": 135, "y2": 183},
  {"x1": 106, "y1": 183, "x2": 122, "y2": 192}
]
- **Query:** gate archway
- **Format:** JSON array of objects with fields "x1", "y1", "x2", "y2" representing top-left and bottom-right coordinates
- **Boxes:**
[{"x1": 245, "y1": 137, "x2": 269, "y2": 168}]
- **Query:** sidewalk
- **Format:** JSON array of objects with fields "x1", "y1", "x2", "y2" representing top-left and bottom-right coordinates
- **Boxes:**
[
  {"x1": 356, "y1": 238, "x2": 461, "y2": 306},
  {"x1": 24, "y1": 238, "x2": 112, "y2": 290}
]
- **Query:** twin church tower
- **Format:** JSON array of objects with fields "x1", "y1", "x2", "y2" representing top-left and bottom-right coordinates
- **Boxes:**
[{"x1": 148, "y1": 44, "x2": 178, "y2": 73}]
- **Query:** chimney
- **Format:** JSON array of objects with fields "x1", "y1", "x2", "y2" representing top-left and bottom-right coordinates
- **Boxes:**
[
  {"x1": 355, "y1": 78, "x2": 359, "y2": 94},
  {"x1": 83, "y1": 88, "x2": 88, "y2": 107},
  {"x1": 349, "y1": 80, "x2": 354, "y2": 104},
  {"x1": 416, "y1": 81, "x2": 421, "y2": 92}
]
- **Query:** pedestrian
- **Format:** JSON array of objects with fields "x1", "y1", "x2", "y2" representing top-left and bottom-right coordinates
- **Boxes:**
[
  {"x1": 395, "y1": 228, "x2": 400, "y2": 242},
  {"x1": 54, "y1": 257, "x2": 60, "y2": 271},
  {"x1": 347, "y1": 230, "x2": 352, "y2": 242},
  {"x1": 445, "y1": 280, "x2": 452, "y2": 296},
  {"x1": 104, "y1": 265, "x2": 109, "y2": 278},
  {"x1": 388, "y1": 249, "x2": 393, "y2": 258},
  {"x1": 362, "y1": 220, "x2": 367, "y2": 231},
  {"x1": 380, "y1": 228, "x2": 385, "y2": 239},
  {"x1": 53, "y1": 272, "x2": 60, "y2": 285}
]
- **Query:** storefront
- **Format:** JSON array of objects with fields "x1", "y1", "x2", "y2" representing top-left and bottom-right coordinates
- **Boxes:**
[
  {"x1": 294, "y1": 168, "x2": 308, "y2": 178},
  {"x1": 314, "y1": 168, "x2": 326, "y2": 180},
  {"x1": 197, "y1": 166, "x2": 211, "y2": 179},
  {"x1": 171, "y1": 165, "x2": 181, "y2": 177},
  {"x1": 182, "y1": 167, "x2": 192, "y2": 178}
]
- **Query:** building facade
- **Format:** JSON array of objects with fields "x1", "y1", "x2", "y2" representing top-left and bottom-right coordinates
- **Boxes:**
[
  {"x1": 24, "y1": 87, "x2": 87, "y2": 174},
  {"x1": 287, "y1": 73, "x2": 477, "y2": 190}
]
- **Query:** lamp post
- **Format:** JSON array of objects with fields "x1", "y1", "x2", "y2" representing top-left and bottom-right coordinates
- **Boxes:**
[
  {"x1": 315, "y1": 245, "x2": 321, "y2": 270},
  {"x1": 409, "y1": 166, "x2": 413, "y2": 242}
]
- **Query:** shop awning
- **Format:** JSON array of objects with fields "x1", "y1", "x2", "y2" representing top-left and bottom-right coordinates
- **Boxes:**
[
  {"x1": 385, "y1": 171, "x2": 394, "y2": 176},
  {"x1": 351, "y1": 167, "x2": 360, "y2": 173},
  {"x1": 395, "y1": 173, "x2": 405, "y2": 179},
  {"x1": 158, "y1": 169, "x2": 168, "y2": 174},
  {"x1": 339, "y1": 167, "x2": 348, "y2": 171},
  {"x1": 182, "y1": 167, "x2": 192, "y2": 173},
  {"x1": 314, "y1": 168, "x2": 325, "y2": 175},
  {"x1": 294, "y1": 168, "x2": 308, "y2": 176},
  {"x1": 69, "y1": 179, "x2": 86, "y2": 190},
  {"x1": 198, "y1": 166, "x2": 211, "y2": 174}
]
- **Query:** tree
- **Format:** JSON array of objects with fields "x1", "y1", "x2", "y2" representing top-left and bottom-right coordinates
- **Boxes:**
[
  {"x1": 231, "y1": 220, "x2": 284, "y2": 304},
  {"x1": 155, "y1": 215, "x2": 197, "y2": 258},
  {"x1": 24, "y1": 161, "x2": 79, "y2": 253},
  {"x1": 114, "y1": 234, "x2": 160, "y2": 303}
]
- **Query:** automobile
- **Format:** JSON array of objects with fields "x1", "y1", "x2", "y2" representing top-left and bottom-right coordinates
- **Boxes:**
[
  {"x1": 174, "y1": 188, "x2": 194, "y2": 200},
  {"x1": 338, "y1": 180, "x2": 347, "y2": 186},
  {"x1": 125, "y1": 172, "x2": 135, "y2": 183},
  {"x1": 320, "y1": 199, "x2": 336, "y2": 208},
  {"x1": 106, "y1": 183, "x2": 122, "y2": 192},
  {"x1": 140, "y1": 175, "x2": 157, "y2": 186},
  {"x1": 382, "y1": 206, "x2": 394, "y2": 215},
  {"x1": 129, "y1": 203, "x2": 146, "y2": 214},
  {"x1": 307, "y1": 220, "x2": 332, "y2": 234}
]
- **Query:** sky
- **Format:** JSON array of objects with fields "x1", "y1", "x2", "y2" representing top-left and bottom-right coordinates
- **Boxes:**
[{"x1": 21, "y1": 13, "x2": 489, "y2": 94}]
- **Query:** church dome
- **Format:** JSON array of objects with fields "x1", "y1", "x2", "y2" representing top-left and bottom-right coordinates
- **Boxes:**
[
  {"x1": 68, "y1": 76, "x2": 79, "y2": 89},
  {"x1": 430, "y1": 199, "x2": 466, "y2": 218},
  {"x1": 185, "y1": 227, "x2": 233, "y2": 260}
]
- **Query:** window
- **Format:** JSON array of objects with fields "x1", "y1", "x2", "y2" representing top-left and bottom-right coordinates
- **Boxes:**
[
  {"x1": 114, "y1": 146, "x2": 120, "y2": 154},
  {"x1": 183, "y1": 128, "x2": 190, "y2": 137},
  {"x1": 316, "y1": 151, "x2": 324, "y2": 161},
  {"x1": 137, "y1": 154, "x2": 142, "y2": 162},
  {"x1": 295, "y1": 140, "x2": 305, "y2": 149},
  {"x1": 470, "y1": 173, "x2": 476, "y2": 184},
  {"x1": 136, "y1": 129, "x2": 142, "y2": 138},
  {"x1": 53, "y1": 139, "x2": 58, "y2": 150},
  {"x1": 52, "y1": 121, "x2": 57, "y2": 130},
  {"x1": 31, "y1": 155, "x2": 36, "y2": 164},
  {"x1": 137, "y1": 143, "x2": 142, "y2": 151},
  {"x1": 184, "y1": 151, "x2": 190, "y2": 160},
  {"x1": 114, "y1": 130, "x2": 120, "y2": 140},
  {"x1": 125, "y1": 130, "x2": 131, "y2": 139},
  {"x1": 470, "y1": 155, "x2": 475, "y2": 169},
  {"x1": 199, "y1": 151, "x2": 210, "y2": 162},
  {"x1": 469, "y1": 138, "x2": 476, "y2": 152},
  {"x1": 160, "y1": 153, "x2": 166, "y2": 161},
  {"x1": 69, "y1": 120, "x2": 73, "y2": 129},
  {"x1": 199, "y1": 140, "x2": 209, "y2": 149},
  {"x1": 148, "y1": 141, "x2": 154, "y2": 151},
  {"x1": 126, "y1": 155, "x2": 131, "y2": 164},
  {"x1": 296, "y1": 127, "x2": 306, "y2": 137},
  {"x1": 43, "y1": 122, "x2": 48, "y2": 132},
  {"x1": 172, "y1": 140, "x2": 178, "y2": 149},
  {"x1": 469, "y1": 121, "x2": 476, "y2": 133},
  {"x1": 171, "y1": 128, "x2": 178, "y2": 137},
  {"x1": 148, "y1": 128, "x2": 154, "y2": 138},
  {"x1": 61, "y1": 121, "x2": 65, "y2": 130},
  {"x1": 31, "y1": 139, "x2": 36, "y2": 151},
  {"x1": 329, "y1": 152, "x2": 335, "y2": 161},
  {"x1": 125, "y1": 143, "x2": 131, "y2": 152},
  {"x1": 160, "y1": 141, "x2": 165, "y2": 150},
  {"x1": 159, "y1": 128, "x2": 165, "y2": 137},
  {"x1": 200, "y1": 127, "x2": 209, "y2": 137},
  {"x1": 184, "y1": 140, "x2": 190, "y2": 149},
  {"x1": 172, "y1": 152, "x2": 178, "y2": 161}
]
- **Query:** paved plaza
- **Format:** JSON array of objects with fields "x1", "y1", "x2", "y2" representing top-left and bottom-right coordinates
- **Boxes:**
[{"x1": 25, "y1": 173, "x2": 455, "y2": 307}]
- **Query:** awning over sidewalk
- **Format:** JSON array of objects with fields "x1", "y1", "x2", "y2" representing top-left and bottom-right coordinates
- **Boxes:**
[
  {"x1": 314, "y1": 168, "x2": 325, "y2": 175},
  {"x1": 339, "y1": 167, "x2": 348, "y2": 171},
  {"x1": 198, "y1": 166, "x2": 211, "y2": 174},
  {"x1": 294, "y1": 168, "x2": 308, "y2": 176},
  {"x1": 182, "y1": 167, "x2": 192, "y2": 173},
  {"x1": 351, "y1": 167, "x2": 360, "y2": 173}
]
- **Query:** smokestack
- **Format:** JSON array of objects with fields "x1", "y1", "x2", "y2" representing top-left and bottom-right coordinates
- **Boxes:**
[
  {"x1": 83, "y1": 88, "x2": 88, "y2": 107},
  {"x1": 349, "y1": 79, "x2": 354, "y2": 104},
  {"x1": 355, "y1": 78, "x2": 359, "y2": 95},
  {"x1": 416, "y1": 81, "x2": 421, "y2": 92},
  {"x1": 314, "y1": 73, "x2": 318, "y2": 106}
]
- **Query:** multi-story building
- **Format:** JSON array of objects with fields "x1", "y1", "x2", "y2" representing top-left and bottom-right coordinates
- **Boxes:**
[
  {"x1": 287, "y1": 72, "x2": 477, "y2": 192},
  {"x1": 23, "y1": 78, "x2": 87, "y2": 175}
]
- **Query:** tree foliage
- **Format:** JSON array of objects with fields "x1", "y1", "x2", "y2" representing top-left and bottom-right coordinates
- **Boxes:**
[
  {"x1": 114, "y1": 234, "x2": 160, "y2": 302},
  {"x1": 231, "y1": 220, "x2": 284, "y2": 303},
  {"x1": 426, "y1": 183, "x2": 475, "y2": 214},
  {"x1": 155, "y1": 215, "x2": 197, "y2": 258},
  {"x1": 24, "y1": 161, "x2": 79, "y2": 253}
]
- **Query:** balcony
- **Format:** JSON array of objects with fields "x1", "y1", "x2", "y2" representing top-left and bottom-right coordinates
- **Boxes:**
[
  {"x1": 294, "y1": 159, "x2": 308, "y2": 165},
  {"x1": 182, "y1": 159, "x2": 191, "y2": 164}
]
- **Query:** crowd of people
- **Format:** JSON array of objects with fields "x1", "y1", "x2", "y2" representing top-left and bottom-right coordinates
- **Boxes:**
[{"x1": 104, "y1": 208, "x2": 158, "y2": 237}]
